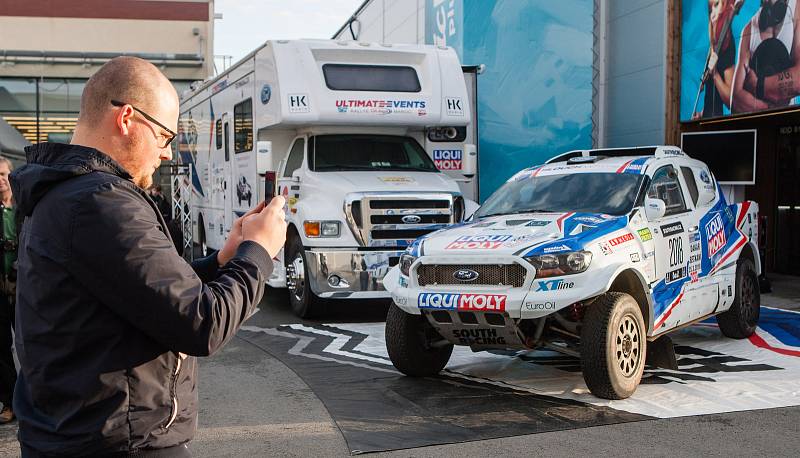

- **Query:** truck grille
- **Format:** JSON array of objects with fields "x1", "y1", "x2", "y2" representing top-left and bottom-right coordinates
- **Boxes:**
[
  {"x1": 416, "y1": 264, "x2": 527, "y2": 287},
  {"x1": 345, "y1": 193, "x2": 457, "y2": 248}
]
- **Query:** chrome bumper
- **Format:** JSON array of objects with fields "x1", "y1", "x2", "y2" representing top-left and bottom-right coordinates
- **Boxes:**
[{"x1": 304, "y1": 249, "x2": 405, "y2": 299}]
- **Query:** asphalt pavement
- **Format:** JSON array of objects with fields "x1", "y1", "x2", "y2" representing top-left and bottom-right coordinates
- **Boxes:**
[{"x1": 0, "y1": 280, "x2": 798, "y2": 457}]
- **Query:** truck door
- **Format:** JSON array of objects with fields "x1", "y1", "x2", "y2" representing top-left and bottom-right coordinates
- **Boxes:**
[
  {"x1": 279, "y1": 137, "x2": 306, "y2": 213},
  {"x1": 230, "y1": 97, "x2": 255, "y2": 223},
  {"x1": 647, "y1": 165, "x2": 694, "y2": 331}
]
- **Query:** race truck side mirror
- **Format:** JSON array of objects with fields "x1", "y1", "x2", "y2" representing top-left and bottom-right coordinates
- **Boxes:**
[
  {"x1": 462, "y1": 143, "x2": 477, "y2": 178},
  {"x1": 256, "y1": 141, "x2": 272, "y2": 175},
  {"x1": 644, "y1": 197, "x2": 667, "y2": 221}
]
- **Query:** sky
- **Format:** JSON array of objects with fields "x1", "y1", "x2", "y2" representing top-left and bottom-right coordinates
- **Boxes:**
[{"x1": 212, "y1": 0, "x2": 365, "y2": 72}]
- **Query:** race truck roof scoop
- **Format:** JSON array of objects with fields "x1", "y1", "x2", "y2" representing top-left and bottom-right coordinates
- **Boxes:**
[{"x1": 567, "y1": 156, "x2": 606, "y2": 164}]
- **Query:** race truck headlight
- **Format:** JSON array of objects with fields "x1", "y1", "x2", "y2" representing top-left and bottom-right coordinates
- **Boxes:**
[
  {"x1": 399, "y1": 254, "x2": 416, "y2": 276},
  {"x1": 304, "y1": 221, "x2": 340, "y2": 238},
  {"x1": 524, "y1": 251, "x2": 592, "y2": 278}
]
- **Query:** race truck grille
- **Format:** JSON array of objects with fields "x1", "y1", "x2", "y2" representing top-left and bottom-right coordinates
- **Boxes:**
[
  {"x1": 345, "y1": 193, "x2": 458, "y2": 248},
  {"x1": 416, "y1": 263, "x2": 527, "y2": 287}
]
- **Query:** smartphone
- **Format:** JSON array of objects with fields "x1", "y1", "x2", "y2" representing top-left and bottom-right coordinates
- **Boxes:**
[{"x1": 264, "y1": 171, "x2": 276, "y2": 203}]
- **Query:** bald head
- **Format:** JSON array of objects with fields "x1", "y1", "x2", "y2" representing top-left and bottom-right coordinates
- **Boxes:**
[
  {"x1": 79, "y1": 56, "x2": 177, "y2": 124},
  {"x1": 72, "y1": 56, "x2": 179, "y2": 189}
]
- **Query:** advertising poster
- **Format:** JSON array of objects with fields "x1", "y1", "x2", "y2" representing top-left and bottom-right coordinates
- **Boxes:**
[{"x1": 682, "y1": 0, "x2": 800, "y2": 121}]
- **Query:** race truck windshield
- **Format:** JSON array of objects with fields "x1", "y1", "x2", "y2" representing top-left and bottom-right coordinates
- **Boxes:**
[
  {"x1": 308, "y1": 134, "x2": 439, "y2": 172},
  {"x1": 476, "y1": 172, "x2": 645, "y2": 218}
]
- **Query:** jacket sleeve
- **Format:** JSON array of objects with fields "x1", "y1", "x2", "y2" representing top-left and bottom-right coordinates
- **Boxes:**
[
  {"x1": 65, "y1": 181, "x2": 273, "y2": 357},
  {"x1": 191, "y1": 253, "x2": 221, "y2": 283}
]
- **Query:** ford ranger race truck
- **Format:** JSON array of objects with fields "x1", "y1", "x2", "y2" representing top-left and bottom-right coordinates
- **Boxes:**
[{"x1": 383, "y1": 146, "x2": 761, "y2": 399}]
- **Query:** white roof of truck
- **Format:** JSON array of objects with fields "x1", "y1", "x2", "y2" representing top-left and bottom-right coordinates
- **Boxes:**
[{"x1": 181, "y1": 39, "x2": 471, "y2": 128}]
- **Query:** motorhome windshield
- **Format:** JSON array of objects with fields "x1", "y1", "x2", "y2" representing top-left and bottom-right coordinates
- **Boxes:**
[
  {"x1": 476, "y1": 172, "x2": 645, "y2": 218},
  {"x1": 308, "y1": 135, "x2": 439, "y2": 172}
]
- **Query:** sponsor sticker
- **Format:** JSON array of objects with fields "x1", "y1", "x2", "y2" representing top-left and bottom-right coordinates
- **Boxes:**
[
  {"x1": 666, "y1": 266, "x2": 688, "y2": 283},
  {"x1": 446, "y1": 235, "x2": 513, "y2": 250},
  {"x1": 637, "y1": 228, "x2": 653, "y2": 242},
  {"x1": 335, "y1": 99, "x2": 426, "y2": 115},
  {"x1": 418, "y1": 293, "x2": 507, "y2": 311},
  {"x1": 394, "y1": 294, "x2": 408, "y2": 306},
  {"x1": 535, "y1": 279, "x2": 575, "y2": 292},
  {"x1": 524, "y1": 301, "x2": 557, "y2": 311},
  {"x1": 660, "y1": 222, "x2": 685, "y2": 237},
  {"x1": 609, "y1": 233, "x2": 635, "y2": 246},
  {"x1": 630, "y1": 253, "x2": 641, "y2": 262},
  {"x1": 433, "y1": 149, "x2": 463, "y2": 170},
  {"x1": 542, "y1": 244, "x2": 572, "y2": 253},
  {"x1": 598, "y1": 241, "x2": 613, "y2": 255},
  {"x1": 706, "y1": 213, "x2": 727, "y2": 257}
]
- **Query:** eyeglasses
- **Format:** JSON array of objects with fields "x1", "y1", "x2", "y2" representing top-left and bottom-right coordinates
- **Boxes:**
[{"x1": 111, "y1": 100, "x2": 177, "y2": 148}]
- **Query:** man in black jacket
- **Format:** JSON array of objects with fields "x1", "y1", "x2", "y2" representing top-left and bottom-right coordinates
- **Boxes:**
[{"x1": 10, "y1": 56, "x2": 286, "y2": 456}]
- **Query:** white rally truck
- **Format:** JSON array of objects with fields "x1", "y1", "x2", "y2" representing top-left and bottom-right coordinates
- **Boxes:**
[
  {"x1": 177, "y1": 39, "x2": 477, "y2": 317},
  {"x1": 384, "y1": 146, "x2": 761, "y2": 399}
]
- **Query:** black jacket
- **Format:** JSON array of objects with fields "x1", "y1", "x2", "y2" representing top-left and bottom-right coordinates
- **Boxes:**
[{"x1": 10, "y1": 143, "x2": 272, "y2": 456}]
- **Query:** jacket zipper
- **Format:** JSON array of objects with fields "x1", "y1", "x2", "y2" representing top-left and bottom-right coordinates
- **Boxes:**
[{"x1": 163, "y1": 353, "x2": 186, "y2": 430}]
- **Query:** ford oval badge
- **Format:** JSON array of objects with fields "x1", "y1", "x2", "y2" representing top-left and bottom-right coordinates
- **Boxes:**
[
  {"x1": 454, "y1": 269, "x2": 479, "y2": 282},
  {"x1": 401, "y1": 215, "x2": 422, "y2": 224}
]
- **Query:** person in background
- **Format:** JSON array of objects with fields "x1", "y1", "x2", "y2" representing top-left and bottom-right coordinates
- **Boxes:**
[{"x1": 0, "y1": 155, "x2": 17, "y2": 424}]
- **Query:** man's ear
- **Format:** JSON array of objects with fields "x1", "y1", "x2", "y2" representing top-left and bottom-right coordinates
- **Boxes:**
[{"x1": 115, "y1": 105, "x2": 135, "y2": 136}]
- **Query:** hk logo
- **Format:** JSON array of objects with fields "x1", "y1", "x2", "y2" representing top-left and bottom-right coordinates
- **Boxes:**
[
  {"x1": 445, "y1": 97, "x2": 464, "y2": 116},
  {"x1": 288, "y1": 94, "x2": 310, "y2": 112}
]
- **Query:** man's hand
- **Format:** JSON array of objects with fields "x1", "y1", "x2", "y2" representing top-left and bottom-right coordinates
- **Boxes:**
[
  {"x1": 242, "y1": 196, "x2": 287, "y2": 258},
  {"x1": 217, "y1": 201, "x2": 266, "y2": 266}
]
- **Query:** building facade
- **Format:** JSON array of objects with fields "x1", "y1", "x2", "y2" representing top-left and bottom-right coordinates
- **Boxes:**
[
  {"x1": 0, "y1": 0, "x2": 215, "y2": 162},
  {"x1": 334, "y1": 0, "x2": 795, "y2": 275}
]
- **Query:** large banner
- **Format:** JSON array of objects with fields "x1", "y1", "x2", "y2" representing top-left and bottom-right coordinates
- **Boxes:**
[
  {"x1": 681, "y1": 0, "x2": 800, "y2": 121},
  {"x1": 425, "y1": 0, "x2": 463, "y2": 55}
]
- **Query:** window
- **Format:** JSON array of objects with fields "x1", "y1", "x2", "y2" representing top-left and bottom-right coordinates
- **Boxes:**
[
  {"x1": 680, "y1": 166, "x2": 699, "y2": 206},
  {"x1": 307, "y1": 135, "x2": 438, "y2": 172},
  {"x1": 284, "y1": 138, "x2": 305, "y2": 177},
  {"x1": 223, "y1": 122, "x2": 230, "y2": 161},
  {"x1": 647, "y1": 166, "x2": 687, "y2": 216},
  {"x1": 233, "y1": 98, "x2": 253, "y2": 153},
  {"x1": 322, "y1": 64, "x2": 421, "y2": 92},
  {"x1": 215, "y1": 119, "x2": 223, "y2": 150}
]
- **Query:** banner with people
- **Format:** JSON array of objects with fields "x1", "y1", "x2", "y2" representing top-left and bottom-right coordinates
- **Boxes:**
[{"x1": 681, "y1": 0, "x2": 800, "y2": 121}]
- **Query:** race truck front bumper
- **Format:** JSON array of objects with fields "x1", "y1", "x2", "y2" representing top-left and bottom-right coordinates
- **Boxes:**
[{"x1": 304, "y1": 248, "x2": 406, "y2": 299}]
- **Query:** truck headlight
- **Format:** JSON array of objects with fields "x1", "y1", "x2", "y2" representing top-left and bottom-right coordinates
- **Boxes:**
[
  {"x1": 399, "y1": 254, "x2": 416, "y2": 276},
  {"x1": 524, "y1": 251, "x2": 592, "y2": 278},
  {"x1": 304, "y1": 221, "x2": 340, "y2": 238}
]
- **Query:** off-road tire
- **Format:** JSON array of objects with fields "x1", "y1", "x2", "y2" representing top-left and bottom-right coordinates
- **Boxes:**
[
  {"x1": 286, "y1": 236, "x2": 321, "y2": 318},
  {"x1": 717, "y1": 259, "x2": 760, "y2": 339},
  {"x1": 385, "y1": 303, "x2": 453, "y2": 376},
  {"x1": 580, "y1": 292, "x2": 646, "y2": 400}
]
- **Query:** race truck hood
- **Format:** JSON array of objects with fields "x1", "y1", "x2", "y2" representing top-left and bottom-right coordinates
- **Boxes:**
[
  {"x1": 414, "y1": 211, "x2": 630, "y2": 257},
  {"x1": 313, "y1": 170, "x2": 460, "y2": 194}
]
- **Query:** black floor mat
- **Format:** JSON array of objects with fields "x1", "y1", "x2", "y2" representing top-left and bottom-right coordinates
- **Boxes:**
[{"x1": 239, "y1": 325, "x2": 653, "y2": 454}]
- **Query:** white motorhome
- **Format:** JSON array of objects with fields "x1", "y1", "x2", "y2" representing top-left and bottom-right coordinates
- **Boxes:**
[{"x1": 177, "y1": 39, "x2": 476, "y2": 317}]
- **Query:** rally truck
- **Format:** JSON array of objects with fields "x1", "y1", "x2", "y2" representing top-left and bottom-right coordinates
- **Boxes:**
[
  {"x1": 383, "y1": 146, "x2": 761, "y2": 399},
  {"x1": 177, "y1": 39, "x2": 479, "y2": 317}
]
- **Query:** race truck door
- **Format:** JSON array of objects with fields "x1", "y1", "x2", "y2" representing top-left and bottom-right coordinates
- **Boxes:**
[{"x1": 647, "y1": 165, "x2": 696, "y2": 332}]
